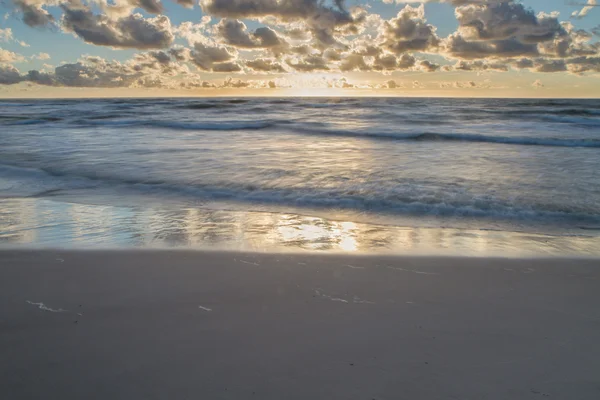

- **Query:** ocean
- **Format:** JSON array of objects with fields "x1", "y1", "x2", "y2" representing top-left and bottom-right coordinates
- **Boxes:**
[{"x1": 1, "y1": 97, "x2": 600, "y2": 255}]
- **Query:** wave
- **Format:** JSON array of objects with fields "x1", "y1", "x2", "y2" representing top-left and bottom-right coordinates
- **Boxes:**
[
  {"x1": 146, "y1": 120, "x2": 274, "y2": 130},
  {"x1": 81, "y1": 119, "x2": 275, "y2": 130},
  {"x1": 550, "y1": 109, "x2": 600, "y2": 116},
  {"x1": 4, "y1": 111, "x2": 599, "y2": 148},
  {"x1": 2, "y1": 116, "x2": 63, "y2": 125},
  {"x1": 1, "y1": 162, "x2": 599, "y2": 226},
  {"x1": 176, "y1": 103, "x2": 228, "y2": 110},
  {"x1": 288, "y1": 128, "x2": 600, "y2": 148}
]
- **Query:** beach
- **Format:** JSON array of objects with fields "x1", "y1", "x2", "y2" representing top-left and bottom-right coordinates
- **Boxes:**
[
  {"x1": 2, "y1": 250, "x2": 599, "y2": 399},
  {"x1": 2, "y1": 97, "x2": 600, "y2": 398}
]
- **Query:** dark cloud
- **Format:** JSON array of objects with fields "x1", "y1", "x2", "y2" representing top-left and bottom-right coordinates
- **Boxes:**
[
  {"x1": 511, "y1": 58, "x2": 534, "y2": 69},
  {"x1": 534, "y1": 59, "x2": 567, "y2": 73},
  {"x1": 454, "y1": 2, "x2": 564, "y2": 43},
  {"x1": 12, "y1": 0, "x2": 55, "y2": 27},
  {"x1": 211, "y1": 61, "x2": 242, "y2": 72},
  {"x1": 189, "y1": 42, "x2": 240, "y2": 72},
  {"x1": 445, "y1": 33, "x2": 539, "y2": 59},
  {"x1": 0, "y1": 64, "x2": 23, "y2": 84},
  {"x1": 133, "y1": 0, "x2": 164, "y2": 14},
  {"x1": 372, "y1": 53, "x2": 415, "y2": 71},
  {"x1": 286, "y1": 55, "x2": 329, "y2": 71},
  {"x1": 61, "y1": 6, "x2": 174, "y2": 49},
  {"x1": 215, "y1": 19, "x2": 288, "y2": 51},
  {"x1": 246, "y1": 58, "x2": 286, "y2": 72},
  {"x1": 419, "y1": 59, "x2": 439, "y2": 71},
  {"x1": 453, "y1": 60, "x2": 508, "y2": 71},
  {"x1": 538, "y1": 24, "x2": 598, "y2": 58},
  {"x1": 168, "y1": 46, "x2": 191, "y2": 61},
  {"x1": 566, "y1": 56, "x2": 600, "y2": 74},
  {"x1": 339, "y1": 54, "x2": 370, "y2": 72}
]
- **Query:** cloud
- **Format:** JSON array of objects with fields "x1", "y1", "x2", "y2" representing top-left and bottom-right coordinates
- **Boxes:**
[
  {"x1": 373, "y1": 53, "x2": 415, "y2": 71},
  {"x1": 214, "y1": 19, "x2": 288, "y2": 52},
  {"x1": 418, "y1": 59, "x2": 439, "y2": 71},
  {"x1": 571, "y1": 0, "x2": 598, "y2": 19},
  {"x1": 453, "y1": 60, "x2": 508, "y2": 71},
  {"x1": 174, "y1": 0, "x2": 195, "y2": 8},
  {"x1": 444, "y1": 1, "x2": 565, "y2": 59},
  {"x1": 222, "y1": 76, "x2": 249, "y2": 87},
  {"x1": 189, "y1": 42, "x2": 241, "y2": 72},
  {"x1": 33, "y1": 52, "x2": 50, "y2": 60},
  {"x1": 534, "y1": 59, "x2": 567, "y2": 73},
  {"x1": 132, "y1": 0, "x2": 164, "y2": 14},
  {"x1": 61, "y1": 6, "x2": 174, "y2": 49},
  {"x1": 379, "y1": 5, "x2": 440, "y2": 55},
  {"x1": 211, "y1": 61, "x2": 242, "y2": 72},
  {"x1": 200, "y1": 0, "x2": 365, "y2": 46},
  {"x1": 532, "y1": 79, "x2": 543, "y2": 88},
  {"x1": 386, "y1": 79, "x2": 398, "y2": 89},
  {"x1": 286, "y1": 55, "x2": 330, "y2": 71},
  {"x1": 0, "y1": 28, "x2": 14, "y2": 42},
  {"x1": 538, "y1": 23, "x2": 598, "y2": 58},
  {"x1": 511, "y1": 58, "x2": 534, "y2": 69},
  {"x1": 0, "y1": 64, "x2": 23, "y2": 84},
  {"x1": 3, "y1": 0, "x2": 600, "y2": 90},
  {"x1": 4, "y1": 50, "x2": 199, "y2": 89},
  {"x1": 566, "y1": 56, "x2": 600, "y2": 74},
  {"x1": 12, "y1": 0, "x2": 55, "y2": 27},
  {"x1": 339, "y1": 53, "x2": 370, "y2": 72},
  {"x1": 246, "y1": 58, "x2": 286, "y2": 72},
  {"x1": 438, "y1": 79, "x2": 491, "y2": 89},
  {"x1": 0, "y1": 48, "x2": 25, "y2": 63}
]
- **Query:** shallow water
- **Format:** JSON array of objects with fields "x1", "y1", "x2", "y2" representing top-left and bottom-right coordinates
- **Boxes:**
[{"x1": 2, "y1": 198, "x2": 600, "y2": 256}]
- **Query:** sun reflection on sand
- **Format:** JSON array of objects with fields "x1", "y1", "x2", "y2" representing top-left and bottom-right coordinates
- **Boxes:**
[{"x1": 1, "y1": 198, "x2": 600, "y2": 257}]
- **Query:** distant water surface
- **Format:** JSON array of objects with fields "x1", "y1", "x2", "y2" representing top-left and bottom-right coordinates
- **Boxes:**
[{"x1": 1, "y1": 97, "x2": 599, "y2": 254}]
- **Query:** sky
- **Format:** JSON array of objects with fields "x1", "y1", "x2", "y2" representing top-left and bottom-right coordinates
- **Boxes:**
[{"x1": 0, "y1": 0, "x2": 599, "y2": 97}]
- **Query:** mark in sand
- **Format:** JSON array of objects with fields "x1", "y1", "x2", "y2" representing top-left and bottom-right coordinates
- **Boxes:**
[
  {"x1": 235, "y1": 258, "x2": 260, "y2": 266},
  {"x1": 344, "y1": 264, "x2": 365, "y2": 270},
  {"x1": 379, "y1": 265, "x2": 438, "y2": 275},
  {"x1": 352, "y1": 296, "x2": 375, "y2": 304},
  {"x1": 315, "y1": 290, "x2": 348, "y2": 303},
  {"x1": 314, "y1": 290, "x2": 375, "y2": 305},
  {"x1": 26, "y1": 301, "x2": 68, "y2": 313}
]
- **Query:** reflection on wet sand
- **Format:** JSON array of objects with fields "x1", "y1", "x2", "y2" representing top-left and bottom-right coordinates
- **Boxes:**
[{"x1": 1, "y1": 198, "x2": 600, "y2": 257}]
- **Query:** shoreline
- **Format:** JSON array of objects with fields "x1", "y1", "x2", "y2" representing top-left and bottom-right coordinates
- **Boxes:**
[
  {"x1": 1, "y1": 250, "x2": 599, "y2": 399},
  {"x1": 2, "y1": 246, "x2": 600, "y2": 260},
  {"x1": 2, "y1": 197, "x2": 600, "y2": 257}
]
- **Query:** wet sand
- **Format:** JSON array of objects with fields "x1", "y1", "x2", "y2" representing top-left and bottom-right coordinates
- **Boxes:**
[{"x1": 1, "y1": 250, "x2": 599, "y2": 399}]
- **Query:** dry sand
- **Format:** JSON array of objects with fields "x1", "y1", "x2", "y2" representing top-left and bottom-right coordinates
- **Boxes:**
[{"x1": 1, "y1": 250, "x2": 599, "y2": 399}]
